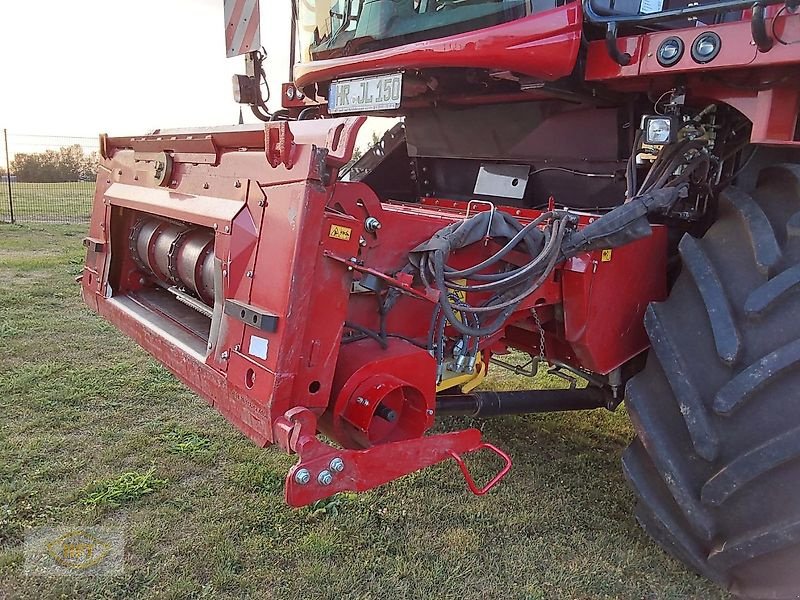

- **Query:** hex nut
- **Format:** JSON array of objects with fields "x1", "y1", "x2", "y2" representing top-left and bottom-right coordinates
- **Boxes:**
[
  {"x1": 317, "y1": 470, "x2": 333, "y2": 486},
  {"x1": 364, "y1": 217, "x2": 381, "y2": 232},
  {"x1": 294, "y1": 468, "x2": 311, "y2": 485},
  {"x1": 329, "y1": 457, "x2": 344, "y2": 473}
]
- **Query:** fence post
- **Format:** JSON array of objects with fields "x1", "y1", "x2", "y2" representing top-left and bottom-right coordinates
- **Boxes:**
[{"x1": 3, "y1": 129, "x2": 13, "y2": 224}]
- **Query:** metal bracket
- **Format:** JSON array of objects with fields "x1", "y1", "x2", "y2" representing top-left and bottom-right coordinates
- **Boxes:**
[
  {"x1": 224, "y1": 299, "x2": 279, "y2": 332},
  {"x1": 273, "y1": 407, "x2": 512, "y2": 507},
  {"x1": 265, "y1": 122, "x2": 295, "y2": 169},
  {"x1": 133, "y1": 151, "x2": 173, "y2": 187},
  {"x1": 466, "y1": 199, "x2": 497, "y2": 242},
  {"x1": 82, "y1": 237, "x2": 105, "y2": 253}
]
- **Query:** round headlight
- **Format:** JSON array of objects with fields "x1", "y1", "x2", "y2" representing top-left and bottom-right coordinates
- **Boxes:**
[
  {"x1": 657, "y1": 37, "x2": 684, "y2": 67},
  {"x1": 691, "y1": 32, "x2": 722, "y2": 64},
  {"x1": 285, "y1": 86, "x2": 296, "y2": 100}
]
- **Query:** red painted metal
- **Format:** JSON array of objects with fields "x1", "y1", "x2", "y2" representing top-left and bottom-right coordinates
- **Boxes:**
[
  {"x1": 582, "y1": 11, "x2": 800, "y2": 146},
  {"x1": 293, "y1": 3, "x2": 583, "y2": 90},
  {"x1": 586, "y1": 13, "x2": 800, "y2": 80},
  {"x1": 276, "y1": 407, "x2": 511, "y2": 507},
  {"x1": 84, "y1": 96, "x2": 669, "y2": 506},
  {"x1": 324, "y1": 339, "x2": 436, "y2": 449},
  {"x1": 449, "y1": 443, "x2": 513, "y2": 496}
]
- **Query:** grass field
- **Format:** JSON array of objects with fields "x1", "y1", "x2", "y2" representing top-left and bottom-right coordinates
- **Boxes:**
[
  {"x1": 0, "y1": 224, "x2": 730, "y2": 600},
  {"x1": 0, "y1": 182, "x2": 94, "y2": 223}
]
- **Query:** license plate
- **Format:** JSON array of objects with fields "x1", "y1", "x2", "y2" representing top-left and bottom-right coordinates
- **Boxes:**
[{"x1": 328, "y1": 73, "x2": 402, "y2": 114}]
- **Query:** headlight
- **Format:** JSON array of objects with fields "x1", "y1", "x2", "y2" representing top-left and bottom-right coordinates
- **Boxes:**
[
  {"x1": 657, "y1": 37, "x2": 684, "y2": 67},
  {"x1": 643, "y1": 116, "x2": 678, "y2": 145},
  {"x1": 691, "y1": 32, "x2": 722, "y2": 64},
  {"x1": 285, "y1": 86, "x2": 296, "y2": 100}
]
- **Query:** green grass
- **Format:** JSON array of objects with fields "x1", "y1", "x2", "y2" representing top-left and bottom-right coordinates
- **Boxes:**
[
  {"x1": 82, "y1": 469, "x2": 169, "y2": 509},
  {"x1": 0, "y1": 223, "x2": 730, "y2": 599},
  {"x1": 162, "y1": 430, "x2": 214, "y2": 457},
  {"x1": 0, "y1": 181, "x2": 94, "y2": 223}
]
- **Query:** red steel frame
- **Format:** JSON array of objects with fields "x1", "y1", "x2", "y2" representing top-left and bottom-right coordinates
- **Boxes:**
[
  {"x1": 84, "y1": 0, "x2": 798, "y2": 506},
  {"x1": 288, "y1": 2, "x2": 799, "y2": 146},
  {"x1": 82, "y1": 117, "x2": 666, "y2": 505}
]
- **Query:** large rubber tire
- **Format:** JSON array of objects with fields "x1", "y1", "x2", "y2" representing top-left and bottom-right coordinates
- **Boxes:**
[{"x1": 624, "y1": 164, "x2": 800, "y2": 600}]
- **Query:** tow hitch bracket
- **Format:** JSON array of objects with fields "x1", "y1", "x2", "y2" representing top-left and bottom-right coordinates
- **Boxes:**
[{"x1": 273, "y1": 407, "x2": 512, "y2": 507}]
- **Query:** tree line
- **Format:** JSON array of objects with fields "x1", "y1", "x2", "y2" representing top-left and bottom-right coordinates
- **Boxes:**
[{"x1": 10, "y1": 145, "x2": 98, "y2": 183}]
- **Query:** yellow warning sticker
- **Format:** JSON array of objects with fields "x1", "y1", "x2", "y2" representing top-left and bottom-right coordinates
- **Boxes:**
[
  {"x1": 329, "y1": 224, "x2": 352, "y2": 241},
  {"x1": 601, "y1": 249, "x2": 613, "y2": 262}
]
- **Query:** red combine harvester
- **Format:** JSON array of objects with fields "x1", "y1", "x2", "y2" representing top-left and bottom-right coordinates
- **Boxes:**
[{"x1": 82, "y1": 0, "x2": 800, "y2": 596}]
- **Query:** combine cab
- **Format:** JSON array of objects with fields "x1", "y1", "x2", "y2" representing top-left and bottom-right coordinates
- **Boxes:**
[{"x1": 83, "y1": 0, "x2": 800, "y2": 596}]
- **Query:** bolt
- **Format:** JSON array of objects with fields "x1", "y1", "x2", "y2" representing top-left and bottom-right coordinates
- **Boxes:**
[
  {"x1": 213, "y1": 223, "x2": 218, "y2": 230},
  {"x1": 207, "y1": 342, "x2": 213, "y2": 350},
  {"x1": 294, "y1": 468, "x2": 311, "y2": 485},
  {"x1": 203, "y1": 182, "x2": 209, "y2": 189},
  {"x1": 364, "y1": 217, "x2": 381, "y2": 232},
  {"x1": 426, "y1": 409, "x2": 434, "y2": 416},
  {"x1": 330, "y1": 457, "x2": 345, "y2": 473},
  {"x1": 234, "y1": 344, "x2": 241, "y2": 352},
  {"x1": 246, "y1": 270, "x2": 253, "y2": 278},
  {"x1": 234, "y1": 180, "x2": 242, "y2": 188},
  {"x1": 224, "y1": 225, "x2": 230, "y2": 233},
  {"x1": 359, "y1": 236, "x2": 367, "y2": 247},
  {"x1": 258, "y1": 200, "x2": 266, "y2": 207},
  {"x1": 220, "y1": 351, "x2": 229, "y2": 360},
  {"x1": 317, "y1": 470, "x2": 333, "y2": 486}
]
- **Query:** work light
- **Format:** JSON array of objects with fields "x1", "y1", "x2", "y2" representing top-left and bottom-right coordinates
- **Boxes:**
[{"x1": 643, "y1": 115, "x2": 678, "y2": 145}]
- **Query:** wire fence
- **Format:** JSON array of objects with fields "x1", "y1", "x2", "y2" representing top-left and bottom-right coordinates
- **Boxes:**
[{"x1": 1, "y1": 130, "x2": 99, "y2": 224}]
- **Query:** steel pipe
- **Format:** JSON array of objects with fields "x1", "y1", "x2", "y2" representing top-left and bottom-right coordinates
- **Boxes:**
[{"x1": 435, "y1": 387, "x2": 611, "y2": 418}]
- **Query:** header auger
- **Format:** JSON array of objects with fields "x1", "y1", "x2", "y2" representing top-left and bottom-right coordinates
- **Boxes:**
[{"x1": 83, "y1": 0, "x2": 800, "y2": 596}]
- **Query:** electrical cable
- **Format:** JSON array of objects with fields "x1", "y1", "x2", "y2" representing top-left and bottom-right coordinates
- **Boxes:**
[
  {"x1": 343, "y1": 321, "x2": 387, "y2": 349},
  {"x1": 772, "y1": 5, "x2": 800, "y2": 45},
  {"x1": 530, "y1": 167, "x2": 616, "y2": 179}
]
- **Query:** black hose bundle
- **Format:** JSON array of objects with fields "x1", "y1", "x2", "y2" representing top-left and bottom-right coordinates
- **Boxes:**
[
  {"x1": 409, "y1": 182, "x2": 687, "y2": 352},
  {"x1": 409, "y1": 210, "x2": 575, "y2": 340}
]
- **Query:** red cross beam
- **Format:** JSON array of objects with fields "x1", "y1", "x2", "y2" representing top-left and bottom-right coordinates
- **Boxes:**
[{"x1": 224, "y1": 0, "x2": 261, "y2": 58}]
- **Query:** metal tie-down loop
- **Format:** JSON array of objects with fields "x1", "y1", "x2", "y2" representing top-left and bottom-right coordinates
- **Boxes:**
[{"x1": 465, "y1": 199, "x2": 497, "y2": 245}]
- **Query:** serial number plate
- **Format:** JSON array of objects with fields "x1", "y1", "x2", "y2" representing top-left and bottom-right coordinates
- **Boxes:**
[{"x1": 328, "y1": 73, "x2": 402, "y2": 114}]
